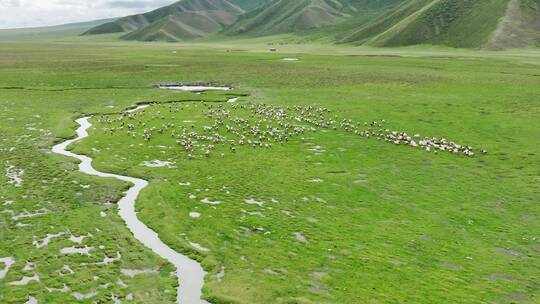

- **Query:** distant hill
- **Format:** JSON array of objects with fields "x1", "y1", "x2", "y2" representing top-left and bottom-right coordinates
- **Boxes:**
[
  {"x1": 223, "y1": 0, "x2": 401, "y2": 36},
  {"x1": 0, "y1": 18, "x2": 116, "y2": 41},
  {"x1": 80, "y1": 0, "x2": 540, "y2": 49},
  {"x1": 83, "y1": 0, "x2": 269, "y2": 41}
]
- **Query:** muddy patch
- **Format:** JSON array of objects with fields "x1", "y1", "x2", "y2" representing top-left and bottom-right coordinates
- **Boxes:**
[
  {"x1": 5, "y1": 162, "x2": 24, "y2": 187},
  {"x1": 141, "y1": 160, "x2": 176, "y2": 168},
  {"x1": 494, "y1": 247, "x2": 523, "y2": 258}
]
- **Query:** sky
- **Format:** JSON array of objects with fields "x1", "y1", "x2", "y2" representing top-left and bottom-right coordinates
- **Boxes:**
[{"x1": 0, "y1": 0, "x2": 176, "y2": 29}]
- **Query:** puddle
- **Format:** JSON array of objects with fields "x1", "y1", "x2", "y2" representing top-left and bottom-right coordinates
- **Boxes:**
[
  {"x1": 126, "y1": 104, "x2": 150, "y2": 114},
  {"x1": 120, "y1": 268, "x2": 158, "y2": 278},
  {"x1": 58, "y1": 264, "x2": 74, "y2": 276},
  {"x1": 245, "y1": 198, "x2": 264, "y2": 207},
  {"x1": 23, "y1": 261, "x2": 35, "y2": 271},
  {"x1": 294, "y1": 232, "x2": 308, "y2": 243},
  {"x1": 159, "y1": 85, "x2": 231, "y2": 92},
  {"x1": 69, "y1": 234, "x2": 89, "y2": 244},
  {"x1": 189, "y1": 212, "x2": 201, "y2": 218},
  {"x1": 244, "y1": 210, "x2": 264, "y2": 217},
  {"x1": 72, "y1": 291, "x2": 98, "y2": 300},
  {"x1": 201, "y1": 198, "x2": 221, "y2": 205},
  {"x1": 353, "y1": 179, "x2": 368, "y2": 184},
  {"x1": 47, "y1": 284, "x2": 71, "y2": 293},
  {"x1": 141, "y1": 160, "x2": 176, "y2": 168},
  {"x1": 0, "y1": 257, "x2": 15, "y2": 279},
  {"x1": 11, "y1": 208, "x2": 49, "y2": 220},
  {"x1": 25, "y1": 296, "x2": 38, "y2": 304},
  {"x1": 189, "y1": 242, "x2": 210, "y2": 252},
  {"x1": 96, "y1": 252, "x2": 121, "y2": 266},
  {"x1": 9, "y1": 273, "x2": 40, "y2": 286},
  {"x1": 216, "y1": 266, "x2": 225, "y2": 282},
  {"x1": 33, "y1": 232, "x2": 65, "y2": 248},
  {"x1": 60, "y1": 246, "x2": 93, "y2": 255}
]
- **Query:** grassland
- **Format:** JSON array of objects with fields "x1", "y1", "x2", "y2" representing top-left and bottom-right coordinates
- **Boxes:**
[{"x1": 0, "y1": 40, "x2": 539, "y2": 303}]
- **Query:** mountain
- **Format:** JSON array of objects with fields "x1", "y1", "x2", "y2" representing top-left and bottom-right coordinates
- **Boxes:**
[
  {"x1": 82, "y1": 0, "x2": 540, "y2": 49},
  {"x1": 340, "y1": 0, "x2": 540, "y2": 49},
  {"x1": 83, "y1": 0, "x2": 269, "y2": 41},
  {"x1": 222, "y1": 0, "x2": 401, "y2": 36},
  {"x1": 225, "y1": 0, "x2": 539, "y2": 49},
  {"x1": 0, "y1": 18, "x2": 116, "y2": 41}
]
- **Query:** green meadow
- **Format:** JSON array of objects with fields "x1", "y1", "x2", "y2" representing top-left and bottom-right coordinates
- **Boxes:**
[{"x1": 0, "y1": 40, "x2": 539, "y2": 303}]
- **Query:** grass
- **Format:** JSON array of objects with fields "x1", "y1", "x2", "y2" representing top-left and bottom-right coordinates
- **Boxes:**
[
  {"x1": 0, "y1": 89, "x2": 177, "y2": 303},
  {"x1": 0, "y1": 40, "x2": 539, "y2": 303}
]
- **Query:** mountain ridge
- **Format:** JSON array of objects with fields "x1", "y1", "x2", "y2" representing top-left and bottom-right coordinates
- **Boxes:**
[
  {"x1": 81, "y1": 0, "x2": 540, "y2": 49},
  {"x1": 82, "y1": 0, "x2": 261, "y2": 41}
]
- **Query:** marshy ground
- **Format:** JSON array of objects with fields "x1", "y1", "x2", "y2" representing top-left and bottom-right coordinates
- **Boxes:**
[{"x1": 0, "y1": 42, "x2": 539, "y2": 303}]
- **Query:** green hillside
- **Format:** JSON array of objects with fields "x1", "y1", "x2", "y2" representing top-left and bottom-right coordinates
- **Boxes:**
[
  {"x1": 82, "y1": 0, "x2": 251, "y2": 41},
  {"x1": 339, "y1": 0, "x2": 435, "y2": 44},
  {"x1": 224, "y1": 0, "x2": 539, "y2": 49},
  {"x1": 370, "y1": 0, "x2": 511, "y2": 48},
  {"x1": 341, "y1": 0, "x2": 540, "y2": 48},
  {"x1": 122, "y1": 9, "x2": 241, "y2": 41},
  {"x1": 223, "y1": 0, "x2": 400, "y2": 36},
  {"x1": 79, "y1": 0, "x2": 540, "y2": 48}
]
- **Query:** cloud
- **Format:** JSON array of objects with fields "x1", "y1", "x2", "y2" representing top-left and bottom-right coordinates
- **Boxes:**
[
  {"x1": 0, "y1": 0, "x2": 176, "y2": 29},
  {"x1": 106, "y1": 1, "x2": 170, "y2": 9},
  {"x1": 0, "y1": 0, "x2": 21, "y2": 7}
]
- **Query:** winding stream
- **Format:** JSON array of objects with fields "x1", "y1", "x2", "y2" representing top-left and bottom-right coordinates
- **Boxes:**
[{"x1": 52, "y1": 105, "x2": 209, "y2": 304}]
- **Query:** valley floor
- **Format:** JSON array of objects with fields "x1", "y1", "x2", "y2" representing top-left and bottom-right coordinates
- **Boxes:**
[{"x1": 0, "y1": 41, "x2": 539, "y2": 303}]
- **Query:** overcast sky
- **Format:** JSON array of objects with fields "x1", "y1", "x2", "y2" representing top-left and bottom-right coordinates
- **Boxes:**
[{"x1": 0, "y1": 0, "x2": 176, "y2": 29}]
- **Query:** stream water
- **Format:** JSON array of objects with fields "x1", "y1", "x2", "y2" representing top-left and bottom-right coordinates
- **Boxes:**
[{"x1": 52, "y1": 105, "x2": 209, "y2": 304}]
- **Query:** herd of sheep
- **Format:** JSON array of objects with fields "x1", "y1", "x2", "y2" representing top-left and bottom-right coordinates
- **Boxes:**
[{"x1": 97, "y1": 102, "x2": 484, "y2": 159}]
